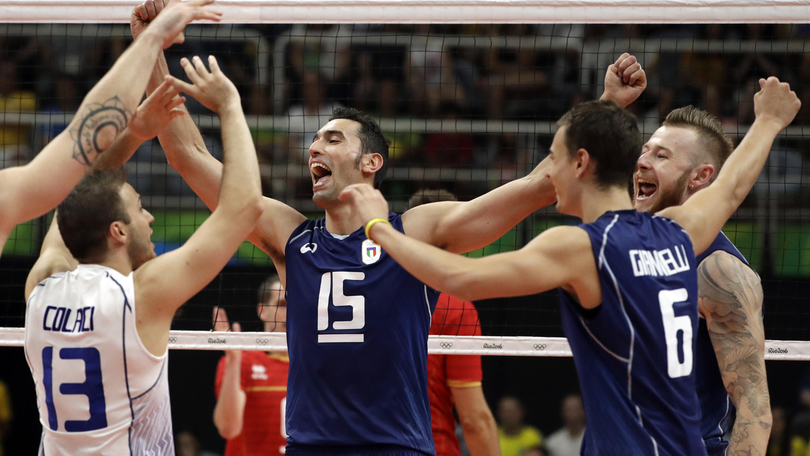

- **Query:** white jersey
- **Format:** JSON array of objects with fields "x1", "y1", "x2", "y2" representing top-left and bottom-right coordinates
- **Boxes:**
[{"x1": 24, "y1": 264, "x2": 174, "y2": 455}]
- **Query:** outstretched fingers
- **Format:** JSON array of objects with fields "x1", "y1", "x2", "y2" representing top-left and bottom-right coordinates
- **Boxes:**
[
  {"x1": 179, "y1": 57, "x2": 204, "y2": 85},
  {"x1": 208, "y1": 55, "x2": 222, "y2": 75},
  {"x1": 191, "y1": 55, "x2": 212, "y2": 80},
  {"x1": 165, "y1": 74, "x2": 196, "y2": 96}
]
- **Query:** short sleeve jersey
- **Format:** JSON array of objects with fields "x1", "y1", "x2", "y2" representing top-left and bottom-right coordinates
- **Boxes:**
[
  {"x1": 284, "y1": 213, "x2": 440, "y2": 455},
  {"x1": 559, "y1": 210, "x2": 706, "y2": 456},
  {"x1": 694, "y1": 231, "x2": 752, "y2": 456},
  {"x1": 215, "y1": 351, "x2": 289, "y2": 456},
  {"x1": 427, "y1": 295, "x2": 483, "y2": 456}
]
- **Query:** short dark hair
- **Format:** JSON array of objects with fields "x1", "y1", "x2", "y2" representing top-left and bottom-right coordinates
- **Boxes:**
[
  {"x1": 329, "y1": 107, "x2": 390, "y2": 188},
  {"x1": 663, "y1": 106, "x2": 734, "y2": 182},
  {"x1": 557, "y1": 100, "x2": 641, "y2": 189},
  {"x1": 57, "y1": 169, "x2": 130, "y2": 263},
  {"x1": 257, "y1": 274, "x2": 283, "y2": 304},
  {"x1": 407, "y1": 188, "x2": 456, "y2": 209}
]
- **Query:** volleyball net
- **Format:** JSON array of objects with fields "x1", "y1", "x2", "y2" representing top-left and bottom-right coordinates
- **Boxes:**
[{"x1": 0, "y1": 1, "x2": 809, "y2": 359}]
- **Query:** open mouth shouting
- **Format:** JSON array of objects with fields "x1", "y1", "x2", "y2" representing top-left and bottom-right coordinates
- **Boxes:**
[
  {"x1": 635, "y1": 177, "x2": 657, "y2": 202},
  {"x1": 310, "y1": 161, "x2": 333, "y2": 190}
]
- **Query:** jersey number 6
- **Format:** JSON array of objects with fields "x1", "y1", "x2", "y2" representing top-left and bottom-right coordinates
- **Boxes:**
[{"x1": 658, "y1": 288, "x2": 694, "y2": 379}]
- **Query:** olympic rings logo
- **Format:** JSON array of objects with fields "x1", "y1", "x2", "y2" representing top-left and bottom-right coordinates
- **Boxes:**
[
  {"x1": 168, "y1": 337, "x2": 178, "y2": 344},
  {"x1": 256, "y1": 338, "x2": 269, "y2": 345},
  {"x1": 533, "y1": 344, "x2": 547, "y2": 350},
  {"x1": 439, "y1": 342, "x2": 454, "y2": 349}
]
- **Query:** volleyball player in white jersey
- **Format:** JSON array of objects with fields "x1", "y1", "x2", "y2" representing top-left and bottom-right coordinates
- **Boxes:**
[
  {"x1": 0, "y1": 0, "x2": 221, "y2": 258},
  {"x1": 23, "y1": 56, "x2": 264, "y2": 455}
]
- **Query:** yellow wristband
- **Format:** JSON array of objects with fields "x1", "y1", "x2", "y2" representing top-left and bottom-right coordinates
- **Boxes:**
[{"x1": 364, "y1": 218, "x2": 392, "y2": 239}]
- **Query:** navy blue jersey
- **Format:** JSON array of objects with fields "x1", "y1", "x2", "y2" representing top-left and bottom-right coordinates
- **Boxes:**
[
  {"x1": 695, "y1": 232, "x2": 752, "y2": 456},
  {"x1": 559, "y1": 210, "x2": 706, "y2": 456},
  {"x1": 284, "y1": 213, "x2": 440, "y2": 455}
]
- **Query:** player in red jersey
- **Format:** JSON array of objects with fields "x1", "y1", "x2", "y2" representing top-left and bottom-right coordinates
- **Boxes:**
[
  {"x1": 213, "y1": 275, "x2": 289, "y2": 455},
  {"x1": 411, "y1": 190, "x2": 500, "y2": 456}
]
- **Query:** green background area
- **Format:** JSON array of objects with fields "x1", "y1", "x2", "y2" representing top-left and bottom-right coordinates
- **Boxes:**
[{"x1": 4, "y1": 213, "x2": 807, "y2": 276}]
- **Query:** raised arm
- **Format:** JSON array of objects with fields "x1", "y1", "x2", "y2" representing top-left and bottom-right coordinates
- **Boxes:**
[
  {"x1": 211, "y1": 307, "x2": 247, "y2": 440},
  {"x1": 24, "y1": 215, "x2": 77, "y2": 301},
  {"x1": 698, "y1": 252, "x2": 770, "y2": 455},
  {"x1": 600, "y1": 53, "x2": 647, "y2": 109},
  {"x1": 131, "y1": 0, "x2": 306, "y2": 265},
  {"x1": 401, "y1": 53, "x2": 645, "y2": 254},
  {"x1": 342, "y1": 184, "x2": 593, "y2": 303},
  {"x1": 0, "y1": 0, "x2": 220, "y2": 240},
  {"x1": 401, "y1": 158, "x2": 555, "y2": 253},
  {"x1": 134, "y1": 56, "x2": 264, "y2": 353},
  {"x1": 23, "y1": 85, "x2": 184, "y2": 296},
  {"x1": 658, "y1": 77, "x2": 801, "y2": 255}
]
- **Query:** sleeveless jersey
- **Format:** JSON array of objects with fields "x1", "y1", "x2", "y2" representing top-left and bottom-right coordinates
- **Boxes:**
[
  {"x1": 558, "y1": 210, "x2": 706, "y2": 456},
  {"x1": 695, "y1": 232, "x2": 752, "y2": 456},
  {"x1": 284, "y1": 214, "x2": 439, "y2": 455},
  {"x1": 215, "y1": 351, "x2": 289, "y2": 455},
  {"x1": 24, "y1": 264, "x2": 173, "y2": 456}
]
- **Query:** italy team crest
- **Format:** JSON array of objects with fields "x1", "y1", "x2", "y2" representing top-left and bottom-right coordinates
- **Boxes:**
[{"x1": 361, "y1": 239, "x2": 382, "y2": 265}]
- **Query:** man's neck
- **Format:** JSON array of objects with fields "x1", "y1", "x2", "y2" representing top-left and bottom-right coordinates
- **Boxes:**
[
  {"x1": 94, "y1": 251, "x2": 134, "y2": 277},
  {"x1": 566, "y1": 423, "x2": 585, "y2": 437},
  {"x1": 579, "y1": 185, "x2": 634, "y2": 224},
  {"x1": 324, "y1": 201, "x2": 366, "y2": 236},
  {"x1": 502, "y1": 424, "x2": 523, "y2": 436}
]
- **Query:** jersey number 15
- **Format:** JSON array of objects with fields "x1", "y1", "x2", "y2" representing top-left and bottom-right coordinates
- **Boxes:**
[{"x1": 317, "y1": 272, "x2": 365, "y2": 343}]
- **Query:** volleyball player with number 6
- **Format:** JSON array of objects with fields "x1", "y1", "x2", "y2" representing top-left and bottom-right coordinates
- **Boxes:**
[
  {"x1": 23, "y1": 50, "x2": 263, "y2": 454},
  {"x1": 340, "y1": 78, "x2": 800, "y2": 455}
]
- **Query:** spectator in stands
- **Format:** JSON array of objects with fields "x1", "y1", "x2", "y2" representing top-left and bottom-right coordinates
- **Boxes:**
[
  {"x1": 287, "y1": 24, "x2": 351, "y2": 107},
  {"x1": 286, "y1": 70, "x2": 342, "y2": 163},
  {"x1": 422, "y1": 102, "x2": 475, "y2": 167},
  {"x1": 213, "y1": 276, "x2": 289, "y2": 455},
  {"x1": 39, "y1": 73, "x2": 81, "y2": 146},
  {"x1": 406, "y1": 26, "x2": 471, "y2": 117},
  {"x1": 544, "y1": 394, "x2": 585, "y2": 456},
  {"x1": 175, "y1": 430, "x2": 219, "y2": 456},
  {"x1": 526, "y1": 447, "x2": 550, "y2": 456},
  {"x1": 479, "y1": 25, "x2": 548, "y2": 119},
  {"x1": 0, "y1": 378, "x2": 10, "y2": 456},
  {"x1": 409, "y1": 189, "x2": 501, "y2": 456},
  {"x1": 0, "y1": 60, "x2": 36, "y2": 168},
  {"x1": 767, "y1": 406, "x2": 788, "y2": 456},
  {"x1": 497, "y1": 396, "x2": 543, "y2": 456},
  {"x1": 352, "y1": 52, "x2": 379, "y2": 114}
]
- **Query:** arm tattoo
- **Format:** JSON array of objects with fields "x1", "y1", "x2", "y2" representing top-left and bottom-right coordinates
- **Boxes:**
[
  {"x1": 69, "y1": 96, "x2": 131, "y2": 166},
  {"x1": 698, "y1": 252, "x2": 770, "y2": 456}
]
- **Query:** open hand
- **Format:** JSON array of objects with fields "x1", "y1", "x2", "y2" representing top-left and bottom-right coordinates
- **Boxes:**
[
  {"x1": 165, "y1": 55, "x2": 240, "y2": 114},
  {"x1": 338, "y1": 184, "x2": 390, "y2": 232},
  {"x1": 601, "y1": 53, "x2": 647, "y2": 108},
  {"x1": 128, "y1": 79, "x2": 186, "y2": 141},
  {"x1": 212, "y1": 306, "x2": 241, "y2": 361},
  {"x1": 754, "y1": 76, "x2": 801, "y2": 131},
  {"x1": 137, "y1": 0, "x2": 222, "y2": 49}
]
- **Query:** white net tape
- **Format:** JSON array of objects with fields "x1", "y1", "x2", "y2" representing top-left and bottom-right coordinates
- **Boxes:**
[
  {"x1": 1, "y1": 0, "x2": 809, "y2": 24},
  {"x1": 0, "y1": 328, "x2": 803, "y2": 359}
]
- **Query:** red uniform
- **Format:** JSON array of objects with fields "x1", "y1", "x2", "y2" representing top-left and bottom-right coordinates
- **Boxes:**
[
  {"x1": 215, "y1": 351, "x2": 289, "y2": 456},
  {"x1": 428, "y1": 294, "x2": 483, "y2": 456}
]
